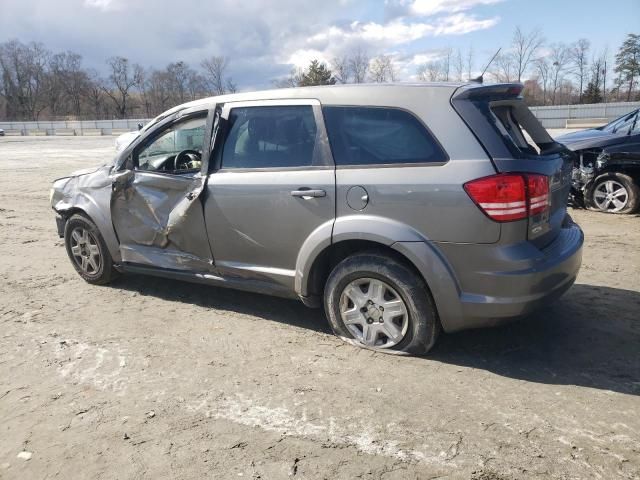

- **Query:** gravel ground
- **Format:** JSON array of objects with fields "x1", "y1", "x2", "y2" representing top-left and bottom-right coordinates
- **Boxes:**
[{"x1": 0, "y1": 136, "x2": 639, "y2": 480}]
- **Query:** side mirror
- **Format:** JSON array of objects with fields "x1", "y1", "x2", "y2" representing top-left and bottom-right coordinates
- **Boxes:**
[
  {"x1": 115, "y1": 154, "x2": 134, "y2": 172},
  {"x1": 137, "y1": 123, "x2": 143, "y2": 131}
]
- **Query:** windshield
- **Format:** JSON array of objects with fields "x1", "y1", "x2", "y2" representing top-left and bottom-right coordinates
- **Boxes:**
[{"x1": 601, "y1": 109, "x2": 638, "y2": 134}]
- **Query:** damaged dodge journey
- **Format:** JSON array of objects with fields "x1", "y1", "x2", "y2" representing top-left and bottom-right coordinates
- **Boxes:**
[{"x1": 50, "y1": 83, "x2": 583, "y2": 354}]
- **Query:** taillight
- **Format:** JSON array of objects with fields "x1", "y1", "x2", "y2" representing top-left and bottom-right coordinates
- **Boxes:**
[
  {"x1": 527, "y1": 175, "x2": 550, "y2": 216},
  {"x1": 464, "y1": 173, "x2": 549, "y2": 222}
]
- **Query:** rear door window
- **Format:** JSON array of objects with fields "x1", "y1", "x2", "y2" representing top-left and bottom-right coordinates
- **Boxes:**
[
  {"x1": 322, "y1": 106, "x2": 448, "y2": 166},
  {"x1": 221, "y1": 105, "x2": 317, "y2": 169}
]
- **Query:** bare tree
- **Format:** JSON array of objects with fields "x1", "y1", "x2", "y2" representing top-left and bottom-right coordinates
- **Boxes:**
[
  {"x1": 535, "y1": 57, "x2": 551, "y2": 105},
  {"x1": 491, "y1": 52, "x2": 517, "y2": 82},
  {"x1": 84, "y1": 70, "x2": 107, "y2": 119},
  {"x1": 454, "y1": 49, "x2": 464, "y2": 81},
  {"x1": 465, "y1": 46, "x2": 474, "y2": 80},
  {"x1": 102, "y1": 56, "x2": 142, "y2": 118},
  {"x1": 512, "y1": 27, "x2": 544, "y2": 82},
  {"x1": 570, "y1": 39, "x2": 590, "y2": 103},
  {"x1": 165, "y1": 61, "x2": 194, "y2": 104},
  {"x1": 442, "y1": 47, "x2": 453, "y2": 81},
  {"x1": 331, "y1": 55, "x2": 351, "y2": 84},
  {"x1": 417, "y1": 61, "x2": 443, "y2": 81},
  {"x1": 45, "y1": 53, "x2": 67, "y2": 117},
  {"x1": 145, "y1": 69, "x2": 172, "y2": 115},
  {"x1": 549, "y1": 43, "x2": 570, "y2": 105},
  {"x1": 225, "y1": 78, "x2": 238, "y2": 94},
  {"x1": 59, "y1": 52, "x2": 89, "y2": 117},
  {"x1": 273, "y1": 67, "x2": 304, "y2": 88},
  {"x1": 369, "y1": 55, "x2": 396, "y2": 82},
  {"x1": 349, "y1": 48, "x2": 370, "y2": 83},
  {"x1": 0, "y1": 40, "x2": 50, "y2": 120},
  {"x1": 201, "y1": 56, "x2": 230, "y2": 95}
]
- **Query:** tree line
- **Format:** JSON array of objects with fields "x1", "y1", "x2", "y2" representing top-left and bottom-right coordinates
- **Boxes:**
[
  {"x1": 0, "y1": 40, "x2": 236, "y2": 121},
  {"x1": 278, "y1": 31, "x2": 640, "y2": 107},
  {"x1": 1, "y1": 31, "x2": 638, "y2": 121}
]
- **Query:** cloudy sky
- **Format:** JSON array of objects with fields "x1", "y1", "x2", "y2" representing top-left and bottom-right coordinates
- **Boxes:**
[{"x1": 1, "y1": 0, "x2": 638, "y2": 89}]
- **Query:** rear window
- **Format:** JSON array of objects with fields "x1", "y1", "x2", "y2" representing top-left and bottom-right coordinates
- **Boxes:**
[
  {"x1": 322, "y1": 106, "x2": 448, "y2": 166},
  {"x1": 490, "y1": 105, "x2": 540, "y2": 157},
  {"x1": 472, "y1": 99, "x2": 557, "y2": 159}
]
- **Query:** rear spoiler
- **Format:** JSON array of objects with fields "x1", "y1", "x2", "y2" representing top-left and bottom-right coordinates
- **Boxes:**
[{"x1": 452, "y1": 83, "x2": 524, "y2": 101}]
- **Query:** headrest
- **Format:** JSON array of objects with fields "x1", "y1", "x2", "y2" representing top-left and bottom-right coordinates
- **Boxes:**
[{"x1": 248, "y1": 116, "x2": 269, "y2": 142}]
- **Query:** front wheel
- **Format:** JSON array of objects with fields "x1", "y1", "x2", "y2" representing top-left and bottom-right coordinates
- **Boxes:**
[
  {"x1": 324, "y1": 251, "x2": 440, "y2": 355},
  {"x1": 587, "y1": 173, "x2": 639, "y2": 214},
  {"x1": 64, "y1": 214, "x2": 118, "y2": 285}
]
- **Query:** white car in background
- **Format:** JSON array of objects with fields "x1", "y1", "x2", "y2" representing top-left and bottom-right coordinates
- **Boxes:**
[{"x1": 115, "y1": 130, "x2": 140, "y2": 152}]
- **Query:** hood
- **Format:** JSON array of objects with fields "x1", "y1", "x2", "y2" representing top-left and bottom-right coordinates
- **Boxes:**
[
  {"x1": 69, "y1": 165, "x2": 105, "y2": 177},
  {"x1": 555, "y1": 129, "x2": 624, "y2": 151}
]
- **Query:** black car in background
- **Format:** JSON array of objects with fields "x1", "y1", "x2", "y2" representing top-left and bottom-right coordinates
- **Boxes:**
[{"x1": 557, "y1": 108, "x2": 640, "y2": 214}]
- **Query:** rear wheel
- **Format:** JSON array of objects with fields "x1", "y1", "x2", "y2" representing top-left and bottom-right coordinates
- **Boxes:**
[
  {"x1": 64, "y1": 214, "x2": 117, "y2": 285},
  {"x1": 324, "y1": 251, "x2": 439, "y2": 355},
  {"x1": 588, "y1": 173, "x2": 639, "y2": 214}
]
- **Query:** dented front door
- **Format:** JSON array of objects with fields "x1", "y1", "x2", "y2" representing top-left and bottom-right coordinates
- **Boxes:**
[
  {"x1": 110, "y1": 171, "x2": 213, "y2": 271},
  {"x1": 110, "y1": 110, "x2": 215, "y2": 272}
]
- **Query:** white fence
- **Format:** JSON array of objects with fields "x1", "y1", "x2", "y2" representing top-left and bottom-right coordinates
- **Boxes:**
[
  {"x1": 1, "y1": 101, "x2": 639, "y2": 134},
  {"x1": 529, "y1": 102, "x2": 640, "y2": 129},
  {"x1": 0, "y1": 118, "x2": 150, "y2": 136}
]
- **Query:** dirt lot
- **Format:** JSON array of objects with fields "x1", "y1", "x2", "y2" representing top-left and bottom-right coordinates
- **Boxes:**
[{"x1": 0, "y1": 136, "x2": 639, "y2": 479}]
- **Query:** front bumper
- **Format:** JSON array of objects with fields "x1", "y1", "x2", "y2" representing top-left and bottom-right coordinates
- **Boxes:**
[{"x1": 55, "y1": 214, "x2": 65, "y2": 238}]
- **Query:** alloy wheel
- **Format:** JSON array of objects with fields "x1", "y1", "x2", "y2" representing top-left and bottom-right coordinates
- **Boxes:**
[
  {"x1": 593, "y1": 180, "x2": 629, "y2": 212},
  {"x1": 339, "y1": 278, "x2": 409, "y2": 348},
  {"x1": 69, "y1": 227, "x2": 102, "y2": 275}
]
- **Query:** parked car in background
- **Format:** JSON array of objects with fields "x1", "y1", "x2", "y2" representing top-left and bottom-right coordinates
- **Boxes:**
[
  {"x1": 0, "y1": 128, "x2": 5, "y2": 136},
  {"x1": 115, "y1": 123, "x2": 146, "y2": 152},
  {"x1": 557, "y1": 108, "x2": 640, "y2": 214},
  {"x1": 115, "y1": 130, "x2": 139, "y2": 152},
  {"x1": 50, "y1": 83, "x2": 583, "y2": 354}
]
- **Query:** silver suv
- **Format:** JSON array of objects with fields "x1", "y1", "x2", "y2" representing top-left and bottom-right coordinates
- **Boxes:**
[{"x1": 50, "y1": 83, "x2": 583, "y2": 354}]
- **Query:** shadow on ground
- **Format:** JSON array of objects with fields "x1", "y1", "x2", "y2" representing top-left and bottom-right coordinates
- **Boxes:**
[{"x1": 111, "y1": 277, "x2": 640, "y2": 395}]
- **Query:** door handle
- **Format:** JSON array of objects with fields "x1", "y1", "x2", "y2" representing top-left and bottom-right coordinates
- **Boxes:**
[{"x1": 291, "y1": 189, "x2": 326, "y2": 198}]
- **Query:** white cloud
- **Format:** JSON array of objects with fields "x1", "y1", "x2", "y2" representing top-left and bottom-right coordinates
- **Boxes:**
[
  {"x1": 302, "y1": 13, "x2": 498, "y2": 53},
  {"x1": 83, "y1": 0, "x2": 124, "y2": 11},
  {"x1": 432, "y1": 13, "x2": 500, "y2": 35},
  {"x1": 1, "y1": 0, "x2": 502, "y2": 88},
  {"x1": 409, "y1": 0, "x2": 503, "y2": 16}
]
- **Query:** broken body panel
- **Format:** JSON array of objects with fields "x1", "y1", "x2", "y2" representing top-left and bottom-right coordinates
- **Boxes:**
[{"x1": 557, "y1": 108, "x2": 640, "y2": 208}]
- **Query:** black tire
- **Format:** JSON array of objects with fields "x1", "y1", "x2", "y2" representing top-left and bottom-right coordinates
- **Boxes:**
[
  {"x1": 324, "y1": 251, "x2": 440, "y2": 355},
  {"x1": 64, "y1": 213, "x2": 118, "y2": 285},
  {"x1": 587, "y1": 172, "x2": 639, "y2": 214}
]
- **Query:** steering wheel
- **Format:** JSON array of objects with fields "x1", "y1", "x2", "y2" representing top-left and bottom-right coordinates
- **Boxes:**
[{"x1": 173, "y1": 149, "x2": 202, "y2": 171}]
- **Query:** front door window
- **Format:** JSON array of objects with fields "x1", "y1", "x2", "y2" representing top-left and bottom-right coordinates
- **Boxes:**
[{"x1": 137, "y1": 116, "x2": 207, "y2": 172}]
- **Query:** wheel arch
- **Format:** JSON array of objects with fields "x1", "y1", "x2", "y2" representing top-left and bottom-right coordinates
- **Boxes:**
[
  {"x1": 54, "y1": 201, "x2": 121, "y2": 263},
  {"x1": 295, "y1": 215, "x2": 463, "y2": 332}
]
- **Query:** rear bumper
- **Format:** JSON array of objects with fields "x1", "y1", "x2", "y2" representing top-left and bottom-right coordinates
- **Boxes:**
[{"x1": 396, "y1": 220, "x2": 583, "y2": 333}]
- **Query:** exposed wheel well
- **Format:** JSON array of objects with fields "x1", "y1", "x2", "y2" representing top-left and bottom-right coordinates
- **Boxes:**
[
  {"x1": 305, "y1": 239, "x2": 427, "y2": 301},
  {"x1": 59, "y1": 207, "x2": 90, "y2": 221}
]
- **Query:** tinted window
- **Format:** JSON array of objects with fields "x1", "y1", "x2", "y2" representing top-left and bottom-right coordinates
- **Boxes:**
[
  {"x1": 221, "y1": 106, "x2": 317, "y2": 169},
  {"x1": 322, "y1": 106, "x2": 447, "y2": 166}
]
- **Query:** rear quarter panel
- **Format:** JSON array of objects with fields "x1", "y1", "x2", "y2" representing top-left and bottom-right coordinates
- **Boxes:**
[{"x1": 329, "y1": 88, "x2": 499, "y2": 243}]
